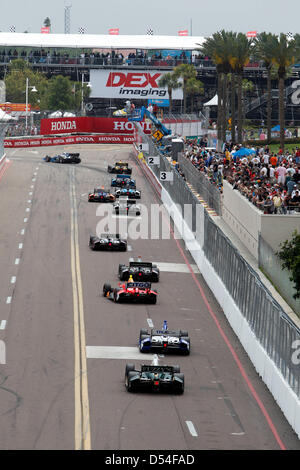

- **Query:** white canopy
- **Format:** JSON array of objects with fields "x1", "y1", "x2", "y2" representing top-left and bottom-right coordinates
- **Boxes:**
[
  {"x1": 0, "y1": 32, "x2": 205, "y2": 51},
  {"x1": 203, "y1": 94, "x2": 218, "y2": 106},
  {"x1": 0, "y1": 108, "x2": 17, "y2": 121}
]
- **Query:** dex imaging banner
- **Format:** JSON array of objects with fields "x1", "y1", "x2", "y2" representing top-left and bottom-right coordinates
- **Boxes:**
[{"x1": 90, "y1": 69, "x2": 183, "y2": 100}]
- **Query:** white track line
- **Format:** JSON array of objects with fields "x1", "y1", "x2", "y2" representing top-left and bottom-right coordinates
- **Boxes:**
[
  {"x1": 147, "y1": 318, "x2": 154, "y2": 328},
  {"x1": 15, "y1": 258, "x2": 20, "y2": 265},
  {"x1": 0, "y1": 320, "x2": 6, "y2": 330},
  {"x1": 185, "y1": 421, "x2": 198, "y2": 437},
  {"x1": 6, "y1": 297, "x2": 11, "y2": 304},
  {"x1": 11, "y1": 276, "x2": 16, "y2": 284}
]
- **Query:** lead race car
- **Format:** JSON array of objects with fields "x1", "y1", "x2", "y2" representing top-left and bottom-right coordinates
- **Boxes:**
[
  {"x1": 107, "y1": 161, "x2": 132, "y2": 175},
  {"x1": 114, "y1": 186, "x2": 141, "y2": 199},
  {"x1": 118, "y1": 259, "x2": 159, "y2": 282},
  {"x1": 88, "y1": 188, "x2": 115, "y2": 203},
  {"x1": 43, "y1": 152, "x2": 81, "y2": 163},
  {"x1": 103, "y1": 278, "x2": 157, "y2": 304},
  {"x1": 89, "y1": 233, "x2": 127, "y2": 251},
  {"x1": 111, "y1": 174, "x2": 136, "y2": 188},
  {"x1": 125, "y1": 363, "x2": 184, "y2": 394},
  {"x1": 139, "y1": 321, "x2": 190, "y2": 355}
]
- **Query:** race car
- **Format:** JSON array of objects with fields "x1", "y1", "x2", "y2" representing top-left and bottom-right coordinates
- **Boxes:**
[
  {"x1": 111, "y1": 174, "x2": 136, "y2": 188},
  {"x1": 125, "y1": 363, "x2": 184, "y2": 394},
  {"x1": 118, "y1": 260, "x2": 159, "y2": 282},
  {"x1": 43, "y1": 152, "x2": 81, "y2": 163},
  {"x1": 115, "y1": 187, "x2": 141, "y2": 199},
  {"x1": 107, "y1": 161, "x2": 132, "y2": 175},
  {"x1": 139, "y1": 321, "x2": 190, "y2": 355},
  {"x1": 89, "y1": 233, "x2": 127, "y2": 251},
  {"x1": 113, "y1": 198, "x2": 141, "y2": 216},
  {"x1": 103, "y1": 280, "x2": 157, "y2": 304},
  {"x1": 88, "y1": 188, "x2": 115, "y2": 203}
]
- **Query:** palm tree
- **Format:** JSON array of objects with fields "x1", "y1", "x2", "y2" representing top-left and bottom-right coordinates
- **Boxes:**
[
  {"x1": 157, "y1": 72, "x2": 181, "y2": 115},
  {"x1": 270, "y1": 33, "x2": 297, "y2": 150},
  {"x1": 172, "y1": 63, "x2": 197, "y2": 114},
  {"x1": 185, "y1": 77, "x2": 204, "y2": 113},
  {"x1": 199, "y1": 30, "x2": 236, "y2": 145},
  {"x1": 229, "y1": 33, "x2": 253, "y2": 143},
  {"x1": 254, "y1": 32, "x2": 277, "y2": 143}
]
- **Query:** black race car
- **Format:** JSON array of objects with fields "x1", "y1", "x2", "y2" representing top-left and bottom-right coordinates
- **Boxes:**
[
  {"x1": 89, "y1": 233, "x2": 127, "y2": 251},
  {"x1": 125, "y1": 364, "x2": 184, "y2": 394},
  {"x1": 139, "y1": 321, "x2": 190, "y2": 355},
  {"x1": 108, "y1": 161, "x2": 132, "y2": 175},
  {"x1": 88, "y1": 188, "x2": 115, "y2": 202},
  {"x1": 115, "y1": 187, "x2": 141, "y2": 199},
  {"x1": 118, "y1": 260, "x2": 159, "y2": 282},
  {"x1": 103, "y1": 281, "x2": 157, "y2": 304},
  {"x1": 113, "y1": 198, "x2": 141, "y2": 216},
  {"x1": 43, "y1": 152, "x2": 81, "y2": 163}
]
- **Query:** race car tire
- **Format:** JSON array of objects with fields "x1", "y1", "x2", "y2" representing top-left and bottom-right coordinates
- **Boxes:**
[
  {"x1": 180, "y1": 330, "x2": 188, "y2": 337},
  {"x1": 126, "y1": 371, "x2": 137, "y2": 392},
  {"x1": 173, "y1": 374, "x2": 184, "y2": 394},
  {"x1": 45, "y1": 156, "x2": 51, "y2": 162},
  {"x1": 173, "y1": 365, "x2": 180, "y2": 373},
  {"x1": 107, "y1": 166, "x2": 112, "y2": 173},
  {"x1": 113, "y1": 288, "x2": 119, "y2": 302},
  {"x1": 149, "y1": 295, "x2": 157, "y2": 304},
  {"x1": 103, "y1": 283, "x2": 112, "y2": 296},
  {"x1": 139, "y1": 329, "x2": 148, "y2": 336},
  {"x1": 181, "y1": 337, "x2": 190, "y2": 355},
  {"x1": 125, "y1": 363, "x2": 135, "y2": 376},
  {"x1": 59, "y1": 157, "x2": 63, "y2": 163}
]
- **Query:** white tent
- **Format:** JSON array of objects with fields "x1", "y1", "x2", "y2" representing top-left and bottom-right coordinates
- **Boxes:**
[
  {"x1": 0, "y1": 32, "x2": 205, "y2": 51},
  {"x1": 0, "y1": 108, "x2": 17, "y2": 121},
  {"x1": 203, "y1": 94, "x2": 218, "y2": 106}
]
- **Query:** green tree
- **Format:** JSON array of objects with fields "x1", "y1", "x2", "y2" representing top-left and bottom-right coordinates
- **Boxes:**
[
  {"x1": 253, "y1": 32, "x2": 277, "y2": 143},
  {"x1": 46, "y1": 75, "x2": 74, "y2": 110},
  {"x1": 229, "y1": 33, "x2": 253, "y2": 143},
  {"x1": 199, "y1": 30, "x2": 236, "y2": 144},
  {"x1": 276, "y1": 231, "x2": 300, "y2": 299},
  {"x1": 5, "y1": 59, "x2": 48, "y2": 109},
  {"x1": 158, "y1": 72, "x2": 181, "y2": 115},
  {"x1": 185, "y1": 77, "x2": 204, "y2": 113},
  {"x1": 269, "y1": 33, "x2": 297, "y2": 150},
  {"x1": 44, "y1": 17, "x2": 51, "y2": 28},
  {"x1": 173, "y1": 63, "x2": 197, "y2": 114}
]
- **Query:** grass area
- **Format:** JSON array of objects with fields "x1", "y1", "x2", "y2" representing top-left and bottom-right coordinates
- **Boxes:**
[{"x1": 268, "y1": 143, "x2": 299, "y2": 153}]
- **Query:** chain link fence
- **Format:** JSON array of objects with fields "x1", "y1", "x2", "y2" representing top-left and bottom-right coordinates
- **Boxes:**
[{"x1": 133, "y1": 121, "x2": 300, "y2": 397}]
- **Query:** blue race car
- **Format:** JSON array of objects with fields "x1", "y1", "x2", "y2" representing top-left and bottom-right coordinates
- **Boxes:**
[
  {"x1": 44, "y1": 152, "x2": 81, "y2": 164},
  {"x1": 139, "y1": 321, "x2": 190, "y2": 355},
  {"x1": 111, "y1": 174, "x2": 136, "y2": 188},
  {"x1": 115, "y1": 187, "x2": 141, "y2": 199}
]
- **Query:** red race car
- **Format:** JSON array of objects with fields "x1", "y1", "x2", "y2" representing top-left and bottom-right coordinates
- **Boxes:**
[{"x1": 102, "y1": 278, "x2": 157, "y2": 304}]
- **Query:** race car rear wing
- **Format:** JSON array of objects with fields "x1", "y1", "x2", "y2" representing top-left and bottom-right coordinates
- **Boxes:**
[
  {"x1": 129, "y1": 262, "x2": 153, "y2": 268},
  {"x1": 141, "y1": 365, "x2": 174, "y2": 373},
  {"x1": 100, "y1": 233, "x2": 121, "y2": 239},
  {"x1": 127, "y1": 282, "x2": 151, "y2": 288}
]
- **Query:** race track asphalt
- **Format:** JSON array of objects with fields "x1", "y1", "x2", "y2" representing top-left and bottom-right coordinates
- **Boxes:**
[{"x1": 0, "y1": 144, "x2": 299, "y2": 450}]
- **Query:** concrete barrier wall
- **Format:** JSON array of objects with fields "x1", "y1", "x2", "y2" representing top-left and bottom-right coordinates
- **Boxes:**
[
  {"x1": 222, "y1": 180, "x2": 300, "y2": 259},
  {"x1": 133, "y1": 146, "x2": 300, "y2": 440}
]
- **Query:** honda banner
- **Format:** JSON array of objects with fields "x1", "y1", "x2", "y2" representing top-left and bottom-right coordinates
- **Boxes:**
[
  {"x1": 4, "y1": 134, "x2": 135, "y2": 148},
  {"x1": 90, "y1": 69, "x2": 183, "y2": 100},
  {"x1": 40, "y1": 117, "x2": 152, "y2": 135}
]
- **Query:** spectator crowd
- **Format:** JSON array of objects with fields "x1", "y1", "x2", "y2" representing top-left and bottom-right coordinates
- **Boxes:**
[{"x1": 181, "y1": 139, "x2": 300, "y2": 214}]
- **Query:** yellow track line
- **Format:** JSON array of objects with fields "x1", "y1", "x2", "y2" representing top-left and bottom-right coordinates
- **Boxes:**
[{"x1": 70, "y1": 168, "x2": 91, "y2": 450}]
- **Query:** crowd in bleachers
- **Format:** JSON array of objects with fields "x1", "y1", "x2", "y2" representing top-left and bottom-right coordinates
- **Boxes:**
[
  {"x1": 182, "y1": 138, "x2": 300, "y2": 214},
  {"x1": 0, "y1": 48, "x2": 214, "y2": 67}
]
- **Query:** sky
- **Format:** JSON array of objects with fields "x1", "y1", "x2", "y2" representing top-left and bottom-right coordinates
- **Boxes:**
[{"x1": 1, "y1": 0, "x2": 299, "y2": 37}]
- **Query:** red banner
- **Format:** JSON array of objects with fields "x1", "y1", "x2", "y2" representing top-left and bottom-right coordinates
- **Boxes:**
[
  {"x1": 109, "y1": 28, "x2": 119, "y2": 35},
  {"x1": 40, "y1": 116, "x2": 151, "y2": 135},
  {"x1": 178, "y1": 30, "x2": 188, "y2": 36},
  {"x1": 4, "y1": 134, "x2": 135, "y2": 148},
  {"x1": 246, "y1": 31, "x2": 257, "y2": 38},
  {"x1": 41, "y1": 27, "x2": 50, "y2": 34}
]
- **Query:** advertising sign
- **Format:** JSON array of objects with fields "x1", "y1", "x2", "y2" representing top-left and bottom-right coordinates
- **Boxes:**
[
  {"x1": 4, "y1": 134, "x2": 135, "y2": 148},
  {"x1": 40, "y1": 116, "x2": 152, "y2": 135},
  {"x1": 90, "y1": 69, "x2": 183, "y2": 100}
]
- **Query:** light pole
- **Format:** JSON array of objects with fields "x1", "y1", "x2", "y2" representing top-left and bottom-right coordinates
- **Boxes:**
[
  {"x1": 25, "y1": 78, "x2": 37, "y2": 133},
  {"x1": 81, "y1": 73, "x2": 91, "y2": 116}
]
